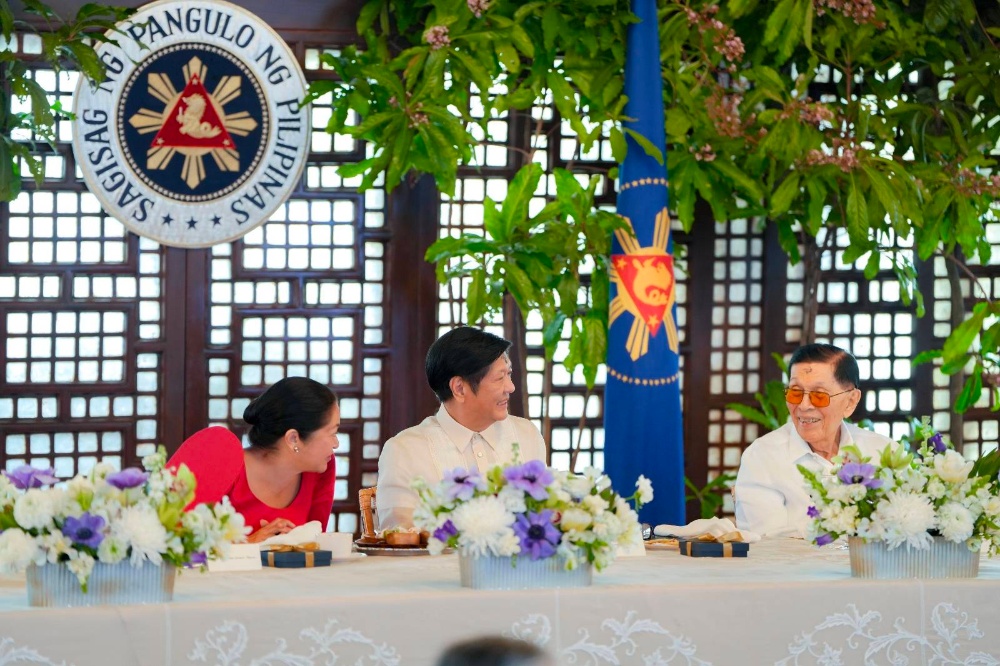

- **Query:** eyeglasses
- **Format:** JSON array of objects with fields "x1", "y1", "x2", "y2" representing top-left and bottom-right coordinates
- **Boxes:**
[{"x1": 784, "y1": 387, "x2": 854, "y2": 408}]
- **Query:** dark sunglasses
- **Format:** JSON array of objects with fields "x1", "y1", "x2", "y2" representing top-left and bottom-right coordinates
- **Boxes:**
[{"x1": 784, "y1": 387, "x2": 853, "y2": 408}]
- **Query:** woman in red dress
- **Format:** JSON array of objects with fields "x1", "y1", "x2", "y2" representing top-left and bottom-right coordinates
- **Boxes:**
[{"x1": 169, "y1": 377, "x2": 340, "y2": 543}]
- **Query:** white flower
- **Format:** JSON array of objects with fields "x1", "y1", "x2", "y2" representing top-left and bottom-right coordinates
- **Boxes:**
[
  {"x1": 66, "y1": 551, "x2": 95, "y2": 586},
  {"x1": 984, "y1": 496, "x2": 1000, "y2": 518},
  {"x1": 556, "y1": 540, "x2": 581, "y2": 570},
  {"x1": 582, "y1": 494, "x2": 608, "y2": 515},
  {"x1": 565, "y1": 474, "x2": 593, "y2": 499},
  {"x1": 496, "y1": 484, "x2": 527, "y2": 514},
  {"x1": 0, "y1": 529, "x2": 40, "y2": 573},
  {"x1": 582, "y1": 467, "x2": 611, "y2": 492},
  {"x1": 895, "y1": 467, "x2": 928, "y2": 494},
  {"x1": 113, "y1": 505, "x2": 169, "y2": 565},
  {"x1": 0, "y1": 475, "x2": 17, "y2": 507},
  {"x1": 13, "y1": 488, "x2": 56, "y2": 531},
  {"x1": 871, "y1": 491, "x2": 936, "y2": 550},
  {"x1": 560, "y1": 507, "x2": 592, "y2": 531},
  {"x1": 449, "y1": 495, "x2": 516, "y2": 557},
  {"x1": 426, "y1": 537, "x2": 447, "y2": 555},
  {"x1": 933, "y1": 450, "x2": 974, "y2": 484},
  {"x1": 937, "y1": 501, "x2": 975, "y2": 544},
  {"x1": 925, "y1": 477, "x2": 947, "y2": 500},
  {"x1": 820, "y1": 504, "x2": 859, "y2": 534},
  {"x1": 97, "y1": 536, "x2": 129, "y2": 564},
  {"x1": 825, "y1": 484, "x2": 853, "y2": 504},
  {"x1": 37, "y1": 532, "x2": 75, "y2": 564},
  {"x1": 636, "y1": 475, "x2": 654, "y2": 504}
]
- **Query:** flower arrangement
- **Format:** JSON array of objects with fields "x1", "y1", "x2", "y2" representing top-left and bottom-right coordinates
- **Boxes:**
[
  {"x1": 414, "y1": 458, "x2": 653, "y2": 571},
  {"x1": 799, "y1": 420, "x2": 1000, "y2": 553},
  {"x1": 0, "y1": 448, "x2": 246, "y2": 590}
]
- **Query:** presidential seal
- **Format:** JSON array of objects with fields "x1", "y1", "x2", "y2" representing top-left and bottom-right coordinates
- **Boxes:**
[{"x1": 72, "y1": 0, "x2": 309, "y2": 248}]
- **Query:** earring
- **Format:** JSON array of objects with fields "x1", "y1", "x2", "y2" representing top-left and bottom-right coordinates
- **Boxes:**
[{"x1": 293, "y1": 446, "x2": 300, "y2": 453}]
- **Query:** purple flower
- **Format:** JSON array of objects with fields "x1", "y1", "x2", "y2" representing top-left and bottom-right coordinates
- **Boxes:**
[
  {"x1": 503, "y1": 460, "x2": 554, "y2": 501},
  {"x1": 837, "y1": 462, "x2": 883, "y2": 489},
  {"x1": 106, "y1": 468, "x2": 149, "y2": 490},
  {"x1": 3, "y1": 465, "x2": 59, "y2": 489},
  {"x1": 815, "y1": 533, "x2": 834, "y2": 547},
  {"x1": 61, "y1": 513, "x2": 106, "y2": 549},
  {"x1": 513, "y1": 510, "x2": 561, "y2": 560},
  {"x1": 928, "y1": 432, "x2": 947, "y2": 454},
  {"x1": 442, "y1": 468, "x2": 485, "y2": 502},
  {"x1": 807, "y1": 505, "x2": 820, "y2": 519},
  {"x1": 187, "y1": 551, "x2": 208, "y2": 567},
  {"x1": 433, "y1": 519, "x2": 458, "y2": 542}
]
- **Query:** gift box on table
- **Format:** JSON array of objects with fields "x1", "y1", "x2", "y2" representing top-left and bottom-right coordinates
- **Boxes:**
[
  {"x1": 678, "y1": 539, "x2": 749, "y2": 558},
  {"x1": 261, "y1": 545, "x2": 332, "y2": 568}
]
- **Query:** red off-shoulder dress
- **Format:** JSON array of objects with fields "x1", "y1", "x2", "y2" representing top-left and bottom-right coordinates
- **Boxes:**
[{"x1": 167, "y1": 426, "x2": 336, "y2": 531}]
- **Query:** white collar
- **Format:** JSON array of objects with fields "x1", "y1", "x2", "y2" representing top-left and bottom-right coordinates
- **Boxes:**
[{"x1": 436, "y1": 404, "x2": 501, "y2": 453}]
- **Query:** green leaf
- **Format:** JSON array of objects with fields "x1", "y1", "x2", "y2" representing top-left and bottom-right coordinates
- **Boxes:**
[
  {"x1": 357, "y1": 0, "x2": 386, "y2": 35},
  {"x1": 581, "y1": 314, "x2": 606, "y2": 388},
  {"x1": 955, "y1": 362, "x2": 983, "y2": 413},
  {"x1": 770, "y1": 172, "x2": 801, "y2": 216},
  {"x1": 1, "y1": 1, "x2": 14, "y2": 39},
  {"x1": 861, "y1": 164, "x2": 901, "y2": 229},
  {"x1": 942, "y1": 303, "x2": 988, "y2": 366},
  {"x1": 623, "y1": 127, "x2": 663, "y2": 165},
  {"x1": 496, "y1": 163, "x2": 543, "y2": 242},
  {"x1": 450, "y1": 48, "x2": 494, "y2": 97},
  {"x1": 466, "y1": 269, "x2": 487, "y2": 325},
  {"x1": 764, "y1": 0, "x2": 796, "y2": 46},
  {"x1": 509, "y1": 23, "x2": 535, "y2": 58},
  {"x1": 502, "y1": 261, "x2": 537, "y2": 314},
  {"x1": 911, "y1": 349, "x2": 942, "y2": 366},
  {"x1": 845, "y1": 175, "x2": 869, "y2": 247},
  {"x1": 0, "y1": 140, "x2": 22, "y2": 200},
  {"x1": 541, "y1": 312, "x2": 567, "y2": 359},
  {"x1": 609, "y1": 126, "x2": 627, "y2": 164},
  {"x1": 708, "y1": 159, "x2": 764, "y2": 203}
]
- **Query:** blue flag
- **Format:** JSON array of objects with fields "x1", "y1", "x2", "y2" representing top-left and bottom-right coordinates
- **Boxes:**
[{"x1": 603, "y1": 0, "x2": 686, "y2": 525}]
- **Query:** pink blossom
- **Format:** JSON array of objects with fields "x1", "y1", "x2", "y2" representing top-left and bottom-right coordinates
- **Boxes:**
[
  {"x1": 814, "y1": 0, "x2": 882, "y2": 26},
  {"x1": 423, "y1": 25, "x2": 451, "y2": 50},
  {"x1": 467, "y1": 0, "x2": 490, "y2": 18}
]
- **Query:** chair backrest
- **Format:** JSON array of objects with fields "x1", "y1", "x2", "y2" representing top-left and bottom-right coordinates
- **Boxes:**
[{"x1": 358, "y1": 487, "x2": 378, "y2": 538}]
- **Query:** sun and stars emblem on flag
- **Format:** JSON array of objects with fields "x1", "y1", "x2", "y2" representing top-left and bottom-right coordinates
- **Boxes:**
[
  {"x1": 610, "y1": 206, "x2": 679, "y2": 361},
  {"x1": 126, "y1": 56, "x2": 258, "y2": 190}
]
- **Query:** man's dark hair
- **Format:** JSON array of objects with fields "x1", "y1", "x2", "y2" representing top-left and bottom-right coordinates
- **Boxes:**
[
  {"x1": 436, "y1": 637, "x2": 548, "y2": 666},
  {"x1": 426, "y1": 326, "x2": 512, "y2": 403},
  {"x1": 789, "y1": 343, "x2": 859, "y2": 388}
]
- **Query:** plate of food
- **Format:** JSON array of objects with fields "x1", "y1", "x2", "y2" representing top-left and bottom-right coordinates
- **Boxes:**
[{"x1": 353, "y1": 529, "x2": 446, "y2": 556}]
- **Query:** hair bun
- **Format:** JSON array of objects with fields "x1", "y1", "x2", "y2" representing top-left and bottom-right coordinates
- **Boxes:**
[{"x1": 242, "y1": 401, "x2": 260, "y2": 426}]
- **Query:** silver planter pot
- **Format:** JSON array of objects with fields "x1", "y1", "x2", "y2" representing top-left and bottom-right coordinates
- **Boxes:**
[
  {"x1": 459, "y1": 553, "x2": 592, "y2": 590},
  {"x1": 848, "y1": 536, "x2": 980, "y2": 579},
  {"x1": 26, "y1": 561, "x2": 176, "y2": 607}
]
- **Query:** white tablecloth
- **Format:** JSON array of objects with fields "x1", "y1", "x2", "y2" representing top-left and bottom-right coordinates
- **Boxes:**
[{"x1": 1, "y1": 540, "x2": 998, "y2": 665}]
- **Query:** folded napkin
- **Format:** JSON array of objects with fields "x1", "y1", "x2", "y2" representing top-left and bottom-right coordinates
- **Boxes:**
[
  {"x1": 653, "y1": 517, "x2": 760, "y2": 544},
  {"x1": 260, "y1": 520, "x2": 323, "y2": 548}
]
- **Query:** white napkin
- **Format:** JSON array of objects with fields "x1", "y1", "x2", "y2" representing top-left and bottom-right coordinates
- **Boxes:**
[
  {"x1": 653, "y1": 517, "x2": 761, "y2": 543},
  {"x1": 260, "y1": 520, "x2": 323, "y2": 547}
]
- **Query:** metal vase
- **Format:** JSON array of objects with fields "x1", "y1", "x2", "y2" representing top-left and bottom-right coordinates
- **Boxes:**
[
  {"x1": 459, "y1": 553, "x2": 592, "y2": 590},
  {"x1": 26, "y1": 562, "x2": 176, "y2": 607},
  {"x1": 848, "y1": 536, "x2": 980, "y2": 579}
]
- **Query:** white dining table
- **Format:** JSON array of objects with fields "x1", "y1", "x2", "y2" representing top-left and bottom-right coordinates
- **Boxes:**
[{"x1": 1, "y1": 539, "x2": 998, "y2": 666}]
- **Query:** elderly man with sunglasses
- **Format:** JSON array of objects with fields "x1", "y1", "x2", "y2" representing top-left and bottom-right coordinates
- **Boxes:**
[{"x1": 734, "y1": 343, "x2": 895, "y2": 538}]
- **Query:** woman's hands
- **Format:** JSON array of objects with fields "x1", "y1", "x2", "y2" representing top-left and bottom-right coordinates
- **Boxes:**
[{"x1": 246, "y1": 517, "x2": 296, "y2": 543}]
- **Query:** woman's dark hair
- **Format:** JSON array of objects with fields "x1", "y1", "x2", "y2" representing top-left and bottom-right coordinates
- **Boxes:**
[
  {"x1": 242, "y1": 377, "x2": 337, "y2": 449},
  {"x1": 789, "y1": 343, "x2": 860, "y2": 388},
  {"x1": 436, "y1": 637, "x2": 548, "y2": 666},
  {"x1": 425, "y1": 326, "x2": 512, "y2": 403}
]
